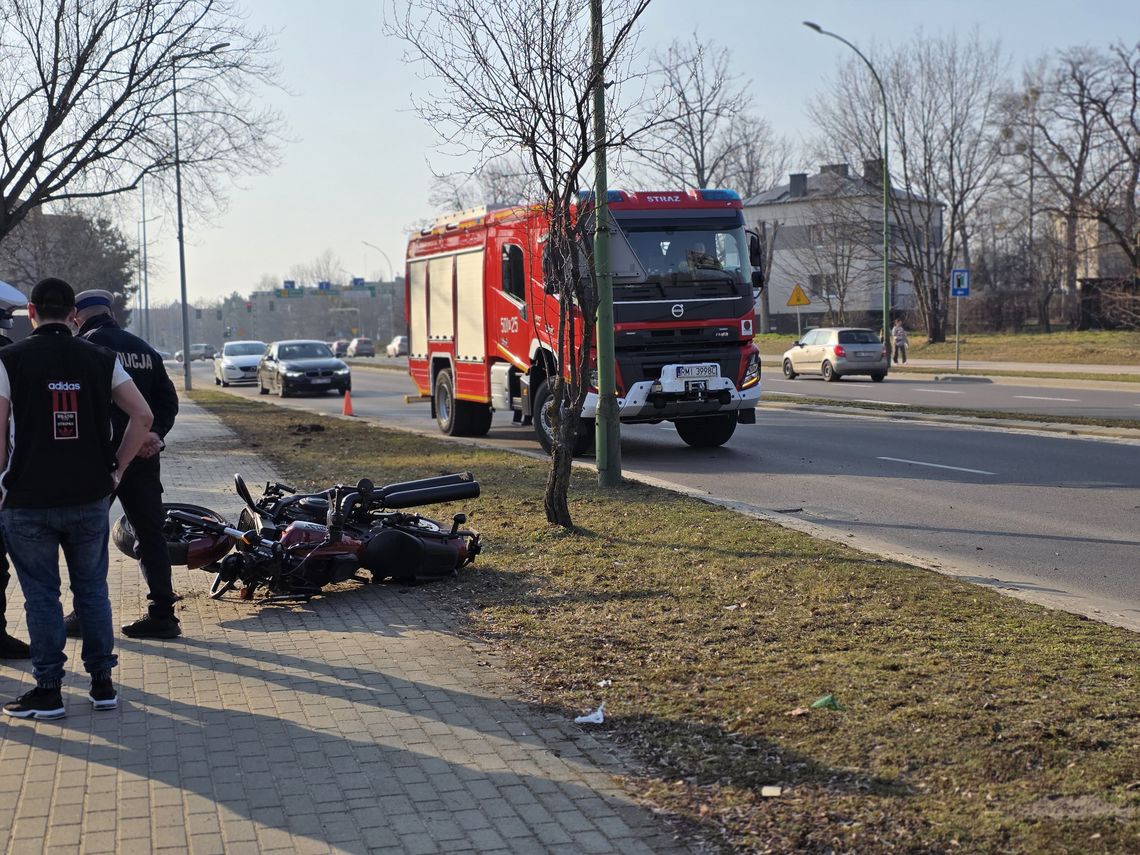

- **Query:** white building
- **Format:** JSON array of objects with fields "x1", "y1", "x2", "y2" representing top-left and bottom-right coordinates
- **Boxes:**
[{"x1": 744, "y1": 161, "x2": 942, "y2": 333}]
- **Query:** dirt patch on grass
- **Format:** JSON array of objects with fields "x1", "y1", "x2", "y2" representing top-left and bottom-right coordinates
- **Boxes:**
[{"x1": 192, "y1": 389, "x2": 1140, "y2": 854}]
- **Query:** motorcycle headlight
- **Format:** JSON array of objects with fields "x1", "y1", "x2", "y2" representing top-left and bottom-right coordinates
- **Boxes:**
[{"x1": 741, "y1": 352, "x2": 760, "y2": 389}]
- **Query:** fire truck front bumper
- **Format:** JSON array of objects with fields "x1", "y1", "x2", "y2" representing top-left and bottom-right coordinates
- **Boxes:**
[{"x1": 582, "y1": 374, "x2": 761, "y2": 422}]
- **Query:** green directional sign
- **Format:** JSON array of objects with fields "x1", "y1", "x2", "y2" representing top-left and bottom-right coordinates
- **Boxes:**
[{"x1": 276, "y1": 288, "x2": 304, "y2": 298}]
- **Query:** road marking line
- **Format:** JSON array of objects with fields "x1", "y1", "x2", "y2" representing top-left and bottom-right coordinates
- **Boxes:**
[
  {"x1": 878, "y1": 456, "x2": 996, "y2": 475},
  {"x1": 852, "y1": 399, "x2": 905, "y2": 406},
  {"x1": 1014, "y1": 395, "x2": 1079, "y2": 402},
  {"x1": 916, "y1": 388, "x2": 963, "y2": 395}
]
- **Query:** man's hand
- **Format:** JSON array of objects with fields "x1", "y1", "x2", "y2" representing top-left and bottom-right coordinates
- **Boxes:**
[{"x1": 135, "y1": 432, "x2": 164, "y2": 459}]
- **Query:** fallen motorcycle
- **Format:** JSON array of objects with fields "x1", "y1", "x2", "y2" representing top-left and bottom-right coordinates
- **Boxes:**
[{"x1": 112, "y1": 472, "x2": 481, "y2": 603}]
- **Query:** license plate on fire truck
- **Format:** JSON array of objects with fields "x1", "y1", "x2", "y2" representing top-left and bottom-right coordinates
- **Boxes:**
[{"x1": 674, "y1": 364, "x2": 719, "y2": 380}]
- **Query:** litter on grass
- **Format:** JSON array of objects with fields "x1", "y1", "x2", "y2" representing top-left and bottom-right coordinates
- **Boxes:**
[{"x1": 574, "y1": 702, "x2": 606, "y2": 724}]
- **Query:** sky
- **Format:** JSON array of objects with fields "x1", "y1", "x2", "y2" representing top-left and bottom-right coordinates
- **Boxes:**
[{"x1": 131, "y1": 0, "x2": 1136, "y2": 307}]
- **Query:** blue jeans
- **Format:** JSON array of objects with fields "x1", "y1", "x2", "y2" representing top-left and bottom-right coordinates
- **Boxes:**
[{"x1": 0, "y1": 499, "x2": 117, "y2": 688}]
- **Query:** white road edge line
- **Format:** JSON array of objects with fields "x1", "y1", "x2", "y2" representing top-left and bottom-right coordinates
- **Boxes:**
[
  {"x1": 1014, "y1": 395, "x2": 1080, "y2": 402},
  {"x1": 877, "y1": 456, "x2": 996, "y2": 475},
  {"x1": 916, "y1": 388, "x2": 963, "y2": 395}
]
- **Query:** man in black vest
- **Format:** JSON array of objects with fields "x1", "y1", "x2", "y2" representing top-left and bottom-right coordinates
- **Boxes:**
[
  {"x1": 68, "y1": 289, "x2": 181, "y2": 639},
  {"x1": 0, "y1": 278, "x2": 153, "y2": 720},
  {"x1": 0, "y1": 279, "x2": 30, "y2": 659}
]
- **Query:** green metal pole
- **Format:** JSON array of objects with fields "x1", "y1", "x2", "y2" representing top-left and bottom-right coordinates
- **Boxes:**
[{"x1": 592, "y1": 0, "x2": 621, "y2": 486}]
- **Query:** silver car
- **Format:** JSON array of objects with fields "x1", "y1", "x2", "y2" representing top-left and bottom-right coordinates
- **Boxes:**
[{"x1": 782, "y1": 327, "x2": 889, "y2": 382}]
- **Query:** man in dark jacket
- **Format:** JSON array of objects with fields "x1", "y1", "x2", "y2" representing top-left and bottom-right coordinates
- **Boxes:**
[
  {"x1": 66, "y1": 289, "x2": 181, "y2": 640},
  {"x1": 0, "y1": 277, "x2": 153, "y2": 720}
]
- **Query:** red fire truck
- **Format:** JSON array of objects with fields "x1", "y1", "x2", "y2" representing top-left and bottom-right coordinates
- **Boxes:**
[{"x1": 404, "y1": 188, "x2": 763, "y2": 453}]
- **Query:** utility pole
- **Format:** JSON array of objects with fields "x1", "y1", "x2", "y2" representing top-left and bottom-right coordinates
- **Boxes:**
[{"x1": 592, "y1": 0, "x2": 621, "y2": 486}]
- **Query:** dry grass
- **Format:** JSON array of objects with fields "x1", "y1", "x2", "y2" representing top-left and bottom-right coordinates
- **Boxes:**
[{"x1": 193, "y1": 389, "x2": 1140, "y2": 855}]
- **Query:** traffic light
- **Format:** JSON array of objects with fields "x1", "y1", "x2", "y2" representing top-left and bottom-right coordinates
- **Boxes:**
[
  {"x1": 245, "y1": 301, "x2": 253, "y2": 313},
  {"x1": 216, "y1": 309, "x2": 223, "y2": 320},
  {"x1": 224, "y1": 326, "x2": 233, "y2": 338},
  {"x1": 195, "y1": 308, "x2": 202, "y2": 319}
]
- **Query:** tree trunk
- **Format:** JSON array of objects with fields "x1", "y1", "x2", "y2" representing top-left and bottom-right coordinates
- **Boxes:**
[
  {"x1": 1038, "y1": 290, "x2": 1053, "y2": 331},
  {"x1": 543, "y1": 444, "x2": 574, "y2": 527}
]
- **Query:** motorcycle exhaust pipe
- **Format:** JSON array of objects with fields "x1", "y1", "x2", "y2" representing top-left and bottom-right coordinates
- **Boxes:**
[{"x1": 381, "y1": 480, "x2": 481, "y2": 509}]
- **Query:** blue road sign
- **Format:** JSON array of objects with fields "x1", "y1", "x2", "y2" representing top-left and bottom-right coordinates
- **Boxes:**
[{"x1": 951, "y1": 268, "x2": 970, "y2": 298}]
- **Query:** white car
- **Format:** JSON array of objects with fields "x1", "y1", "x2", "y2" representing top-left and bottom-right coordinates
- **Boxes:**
[{"x1": 214, "y1": 340, "x2": 267, "y2": 387}]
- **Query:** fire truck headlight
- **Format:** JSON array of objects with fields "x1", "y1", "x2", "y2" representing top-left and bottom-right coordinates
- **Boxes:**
[{"x1": 741, "y1": 352, "x2": 760, "y2": 389}]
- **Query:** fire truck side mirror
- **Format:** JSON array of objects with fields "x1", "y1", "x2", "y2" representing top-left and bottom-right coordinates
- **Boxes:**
[{"x1": 747, "y1": 229, "x2": 763, "y2": 267}]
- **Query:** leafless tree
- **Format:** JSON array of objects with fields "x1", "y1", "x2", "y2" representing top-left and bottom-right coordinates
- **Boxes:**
[
  {"x1": 429, "y1": 154, "x2": 537, "y2": 212},
  {"x1": 0, "y1": 204, "x2": 136, "y2": 320},
  {"x1": 1006, "y1": 49, "x2": 1122, "y2": 328},
  {"x1": 633, "y1": 33, "x2": 791, "y2": 195},
  {"x1": 288, "y1": 249, "x2": 347, "y2": 287},
  {"x1": 0, "y1": 0, "x2": 284, "y2": 247},
  {"x1": 809, "y1": 30, "x2": 1007, "y2": 342},
  {"x1": 388, "y1": 0, "x2": 653, "y2": 527},
  {"x1": 783, "y1": 200, "x2": 869, "y2": 324}
]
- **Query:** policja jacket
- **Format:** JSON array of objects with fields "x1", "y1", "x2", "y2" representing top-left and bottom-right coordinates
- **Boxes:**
[{"x1": 77, "y1": 313, "x2": 178, "y2": 446}]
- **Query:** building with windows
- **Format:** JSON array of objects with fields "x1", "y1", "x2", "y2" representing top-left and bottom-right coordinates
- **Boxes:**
[{"x1": 744, "y1": 161, "x2": 943, "y2": 333}]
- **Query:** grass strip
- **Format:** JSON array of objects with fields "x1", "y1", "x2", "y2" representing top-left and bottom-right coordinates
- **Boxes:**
[{"x1": 191, "y1": 389, "x2": 1140, "y2": 854}]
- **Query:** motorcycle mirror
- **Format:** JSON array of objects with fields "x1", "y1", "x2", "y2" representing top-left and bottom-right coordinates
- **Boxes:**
[
  {"x1": 234, "y1": 474, "x2": 256, "y2": 512},
  {"x1": 356, "y1": 478, "x2": 374, "y2": 496},
  {"x1": 450, "y1": 512, "x2": 467, "y2": 535}
]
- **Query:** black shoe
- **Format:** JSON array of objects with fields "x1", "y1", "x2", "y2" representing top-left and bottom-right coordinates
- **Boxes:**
[
  {"x1": 4, "y1": 687, "x2": 65, "y2": 720},
  {"x1": 121, "y1": 615, "x2": 181, "y2": 639},
  {"x1": 63, "y1": 611, "x2": 82, "y2": 638},
  {"x1": 0, "y1": 632, "x2": 31, "y2": 659},
  {"x1": 88, "y1": 677, "x2": 117, "y2": 711}
]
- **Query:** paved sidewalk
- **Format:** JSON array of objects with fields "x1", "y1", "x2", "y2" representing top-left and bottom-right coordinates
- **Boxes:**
[{"x1": 0, "y1": 397, "x2": 692, "y2": 854}]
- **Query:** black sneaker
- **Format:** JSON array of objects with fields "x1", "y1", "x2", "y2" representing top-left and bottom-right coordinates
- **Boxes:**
[
  {"x1": 63, "y1": 611, "x2": 82, "y2": 638},
  {"x1": 4, "y1": 687, "x2": 65, "y2": 720},
  {"x1": 121, "y1": 615, "x2": 181, "y2": 639},
  {"x1": 88, "y1": 677, "x2": 117, "y2": 711},
  {"x1": 0, "y1": 632, "x2": 31, "y2": 659}
]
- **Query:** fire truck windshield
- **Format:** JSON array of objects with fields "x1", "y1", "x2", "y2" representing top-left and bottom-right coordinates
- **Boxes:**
[{"x1": 619, "y1": 223, "x2": 749, "y2": 287}]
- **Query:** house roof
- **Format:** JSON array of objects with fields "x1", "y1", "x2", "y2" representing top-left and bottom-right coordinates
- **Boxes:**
[{"x1": 744, "y1": 169, "x2": 938, "y2": 208}]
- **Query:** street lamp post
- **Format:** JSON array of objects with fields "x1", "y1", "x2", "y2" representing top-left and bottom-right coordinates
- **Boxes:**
[
  {"x1": 804, "y1": 21, "x2": 891, "y2": 354},
  {"x1": 362, "y1": 241, "x2": 394, "y2": 282},
  {"x1": 173, "y1": 42, "x2": 229, "y2": 391}
]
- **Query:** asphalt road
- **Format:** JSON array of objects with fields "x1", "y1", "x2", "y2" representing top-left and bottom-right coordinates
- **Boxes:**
[
  {"x1": 191, "y1": 361, "x2": 1140, "y2": 632},
  {"x1": 767, "y1": 372, "x2": 1140, "y2": 420}
]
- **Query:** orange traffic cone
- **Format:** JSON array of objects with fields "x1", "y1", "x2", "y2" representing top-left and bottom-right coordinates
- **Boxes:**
[{"x1": 342, "y1": 388, "x2": 355, "y2": 417}]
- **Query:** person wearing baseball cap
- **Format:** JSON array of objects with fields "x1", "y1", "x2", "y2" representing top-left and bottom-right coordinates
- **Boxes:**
[{"x1": 65, "y1": 288, "x2": 180, "y2": 641}]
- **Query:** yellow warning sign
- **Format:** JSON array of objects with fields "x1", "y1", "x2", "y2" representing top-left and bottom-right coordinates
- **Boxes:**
[{"x1": 787, "y1": 283, "x2": 811, "y2": 307}]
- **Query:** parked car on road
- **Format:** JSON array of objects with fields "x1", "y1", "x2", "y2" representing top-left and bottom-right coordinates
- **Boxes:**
[
  {"x1": 257, "y1": 340, "x2": 351, "y2": 397},
  {"x1": 175, "y1": 343, "x2": 216, "y2": 362},
  {"x1": 330, "y1": 339, "x2": 350, "y2": 357},
  {"x1": 781, "y1": 327, "x2": 889, "y2": 382},
  {"x1": 347, "y1": 337, "x2": 375, "y2": 357},
  {"x1": 214, "y1": 340, "x2": 267, "y2": 387},
  {"x1": 385, "y1": 335, "x2": 408, "y2": 357}
]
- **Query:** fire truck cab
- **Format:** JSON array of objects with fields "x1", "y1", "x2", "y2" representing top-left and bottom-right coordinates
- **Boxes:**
[{"x1": 405, "y1": 189, "x2": 762, "y2": 453}]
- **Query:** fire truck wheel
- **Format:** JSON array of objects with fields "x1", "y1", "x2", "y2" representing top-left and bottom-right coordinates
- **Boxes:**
[
  {"x1": 675, "y1": 413, "x2": 738, "y2": 448},
  {"x1": 434, "y1": 369, "x2": 469, "y2": 435},
  {"x1": 467, "y1": 404, "x2": 493, "y2": 437},
  {"x1": 533, "y1": 380, "x2": 594, "y2": 456}
]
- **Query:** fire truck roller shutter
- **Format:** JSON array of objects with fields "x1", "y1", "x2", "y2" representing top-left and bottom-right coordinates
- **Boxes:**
[
  {"x1": 455, "y1": 249, "x2": 485, "y2": 362},
  {"x1": 408, "y1": 260, "x2": 428, "y2": 358},
  {"x1": 427, "y1": 256, "x2": 455, "y2": 341}
]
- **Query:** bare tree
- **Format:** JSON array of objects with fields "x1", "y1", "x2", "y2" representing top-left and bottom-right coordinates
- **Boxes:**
[
  {"x1": 784, "y1": 200, "x2": 869, "y2": 324},
  {"x1": 0, "y1": 0, "x2": 284, "y2": 246},
  {"x1": 388, "y1": 0, "x2": 652, "y2": 527},
  {"x1": 429, "y1": 153, "x2": 537, "y2": 211},
  {"x1": 1085, "y1": 42, "x2": 1140, "y2": 279},
  {"x1": 0, "y1": 204, "x2": 136, "y2": 320},
  {"x1": 634, "y1": 33, "x2": 791, "y2": 195},
  {"x1": 809, "y1": 30, "x2": 1007, "y2": 341}
]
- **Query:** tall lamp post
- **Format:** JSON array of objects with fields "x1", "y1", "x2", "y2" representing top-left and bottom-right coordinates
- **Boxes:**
[
  {"x1": 804, "y1": 21, "x2": 891, "y2": 353},
  {"x1": 361, "y1": 240, "x2": 394, "y2": 281},
  {"x1": 173, "y1": 42, "x2": 229, "y2": 391}
]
